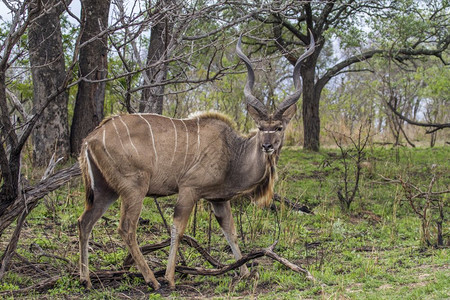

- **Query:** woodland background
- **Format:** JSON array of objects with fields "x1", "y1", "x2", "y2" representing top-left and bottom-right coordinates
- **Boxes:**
[{"x1": 0, "y1": 0, "x2": 449, "y2": 298}]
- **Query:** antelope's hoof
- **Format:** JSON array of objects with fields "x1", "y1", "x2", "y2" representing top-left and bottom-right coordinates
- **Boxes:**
[
  {"x1": 80, "y1": 278, "x2": 92, "y2": 289},
  {"x1": 151, "y1": 280, "x2": 161, "y2": 291},
  {"x1": 162, "y1": 276, "x2": 176, "y2": 290}
]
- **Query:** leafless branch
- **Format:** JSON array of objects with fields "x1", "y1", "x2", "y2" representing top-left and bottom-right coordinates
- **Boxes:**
[{"x1": 385, "y1": 101, "x2": 450, "y2": 134}]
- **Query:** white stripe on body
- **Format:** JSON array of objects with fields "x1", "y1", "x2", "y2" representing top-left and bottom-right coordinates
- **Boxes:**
[
  {"x1": 137, "y1": 114, "x2": 159, "y2": 164},
  {"x1": 84, "y1": 145, "x2": 95, "y2": 190},
  {"x1": 118, "y1": 115, "x2": 139, "y2": 156},
  {"x1": 180, "y1": 119, "x2": 189, "y2": 168},
  {"x1": 102, "y1": 127, "x2": 114, "y2": 160},
  {"x1": 170, "y1": 118, "x2": 178, "y2": 166},
  {"x1": 111, "y1": 117, "x2": 127, "y2": 153},
  {"x1": 196, "y1": 117, "x2": 200, "y2": 152}
]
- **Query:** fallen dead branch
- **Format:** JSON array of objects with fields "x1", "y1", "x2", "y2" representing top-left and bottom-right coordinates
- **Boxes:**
[
  {"x1": 123, "y1": 235, "x2": 224, "y2": 269},
  {"x1": 124, "y1": 240, "x2": 313, "y2": 281}
]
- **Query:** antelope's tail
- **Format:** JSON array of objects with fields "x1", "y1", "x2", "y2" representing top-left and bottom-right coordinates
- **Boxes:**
[{"x1": 79, "y1": 142, "x2": 94, "y2": 209}]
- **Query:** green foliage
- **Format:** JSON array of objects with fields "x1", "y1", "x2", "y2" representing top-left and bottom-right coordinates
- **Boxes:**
[
  {"x1": 367, "y1": 0, "x2": 448, "y2": 49},
  {"x1": 418, "y1": 65, "x2": 450, "y2": 100},
  {"x1": 0, "y1": 272, "x2": 24, "y2": 292},
  {"x1": 48, "y1": 276, "x2": 83, "y2": 296}
]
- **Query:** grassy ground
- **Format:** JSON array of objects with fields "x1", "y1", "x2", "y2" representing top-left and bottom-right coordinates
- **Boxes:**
[{"x1": 0, "y1": 146, "x2": 448, "y2": 299}]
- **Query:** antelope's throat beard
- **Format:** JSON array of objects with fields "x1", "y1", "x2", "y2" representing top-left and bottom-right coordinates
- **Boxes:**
[{"x1": 252, "y1": 154, "x2": 277, "y2": 208}]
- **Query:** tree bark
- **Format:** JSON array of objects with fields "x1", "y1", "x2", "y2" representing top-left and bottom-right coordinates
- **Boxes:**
[
  {"x1": 0, "y1": 72, "x2": 20, "y2": 214},
  {"x1": 301, "y1": 64, "x2": 321, "y2": 151},
  {"x1": 70, "y1": 0, "x2": 111, "y2": 155},
  {"x1": 28, "y1": 0, "x2": 69, "y2": 166},
  {"x1": 139, "y1": 0, "x2": 174, "y2": 114}
]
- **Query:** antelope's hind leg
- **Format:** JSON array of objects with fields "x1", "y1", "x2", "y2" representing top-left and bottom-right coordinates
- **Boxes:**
[
  {"x1": 211, "y1": 201, "x2": 250, "y2": 277},
  {"x1": 78, "y1": 170, "x2": 118, "y2": 288},
  {"x1": 118, "y1": 190, "x2": 161, "y2": 290}
]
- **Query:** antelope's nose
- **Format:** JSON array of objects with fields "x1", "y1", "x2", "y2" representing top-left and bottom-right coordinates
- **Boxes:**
[{"x1": 262, "y1": 143, "x2": 274, "y2": 152}]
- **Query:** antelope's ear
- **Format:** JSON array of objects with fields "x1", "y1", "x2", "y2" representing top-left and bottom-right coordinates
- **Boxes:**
[
  {"x1": 247, "y1": 104, "x2": 267, "y2": 123},
  {"x1": 281, "y1": 103, "x2": 297, "y2": 124}
]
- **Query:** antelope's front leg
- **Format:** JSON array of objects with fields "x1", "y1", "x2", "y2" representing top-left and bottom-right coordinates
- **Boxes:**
[
  {"x1": 211, "y1": 201, "x2": 250, "y2": 277},
  {"x1": 165, "y1": 189, "x2": 197, "y2": 288}
]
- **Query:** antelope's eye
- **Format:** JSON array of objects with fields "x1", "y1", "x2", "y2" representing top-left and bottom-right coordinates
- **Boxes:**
[
  {"x1": 276, "y1": 127, "x2": 283, "y2": 132},
  {"x1": 258, "y1": 127, "x2": 264, "y2": 131}
]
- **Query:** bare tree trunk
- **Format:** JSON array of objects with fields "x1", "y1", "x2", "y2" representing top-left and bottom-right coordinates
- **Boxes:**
[
  {"x1": 302, "y1": 58, "x2": 322, "y2": 152},
  {"x1": 70, "y1": 0, "x2": 111, "y2": 155},
  {"x1": 28, "y1": 0, "x2": 69, "y2": 166},
  {"x1": 0, "y1": 72, "x2": 20, "y2": 213},
  {"x1": 302, "y1": 90, "x2": 320, "y2": 151},
  {"x1": 139, "y1": 0, "x2": 174, "y2": 114}
]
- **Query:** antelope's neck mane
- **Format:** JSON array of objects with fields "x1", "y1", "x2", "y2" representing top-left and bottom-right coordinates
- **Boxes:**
[
  {"x1": 190, "y1": 111, "x2": 258, "y2": 138},
  {"x1": 189, "y1": 111, "x2": 235, "y2": 126}
]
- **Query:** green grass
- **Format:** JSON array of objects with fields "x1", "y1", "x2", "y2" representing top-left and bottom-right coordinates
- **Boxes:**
[{"x1": 0, "y1": 146, "x2": 448, "y2": 299}]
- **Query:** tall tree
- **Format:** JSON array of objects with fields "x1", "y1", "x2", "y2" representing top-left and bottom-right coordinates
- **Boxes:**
[
  {"x1": 28, "y1": 0, "x2": 70, "y2": 166},
  {"x1": 70, "y1": 0, "x2": 111, "y2": 155},
  {"x1": 139, "y1": 0, "x2": 176, "y2": 114},
  {"x1": 249, "y1": 0, "x2": 449, "y2": 151}
]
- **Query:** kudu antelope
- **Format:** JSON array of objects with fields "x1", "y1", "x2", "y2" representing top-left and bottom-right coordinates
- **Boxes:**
[{"x1": 78, "y1": 34, "x2": 315, "y2": 290}]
